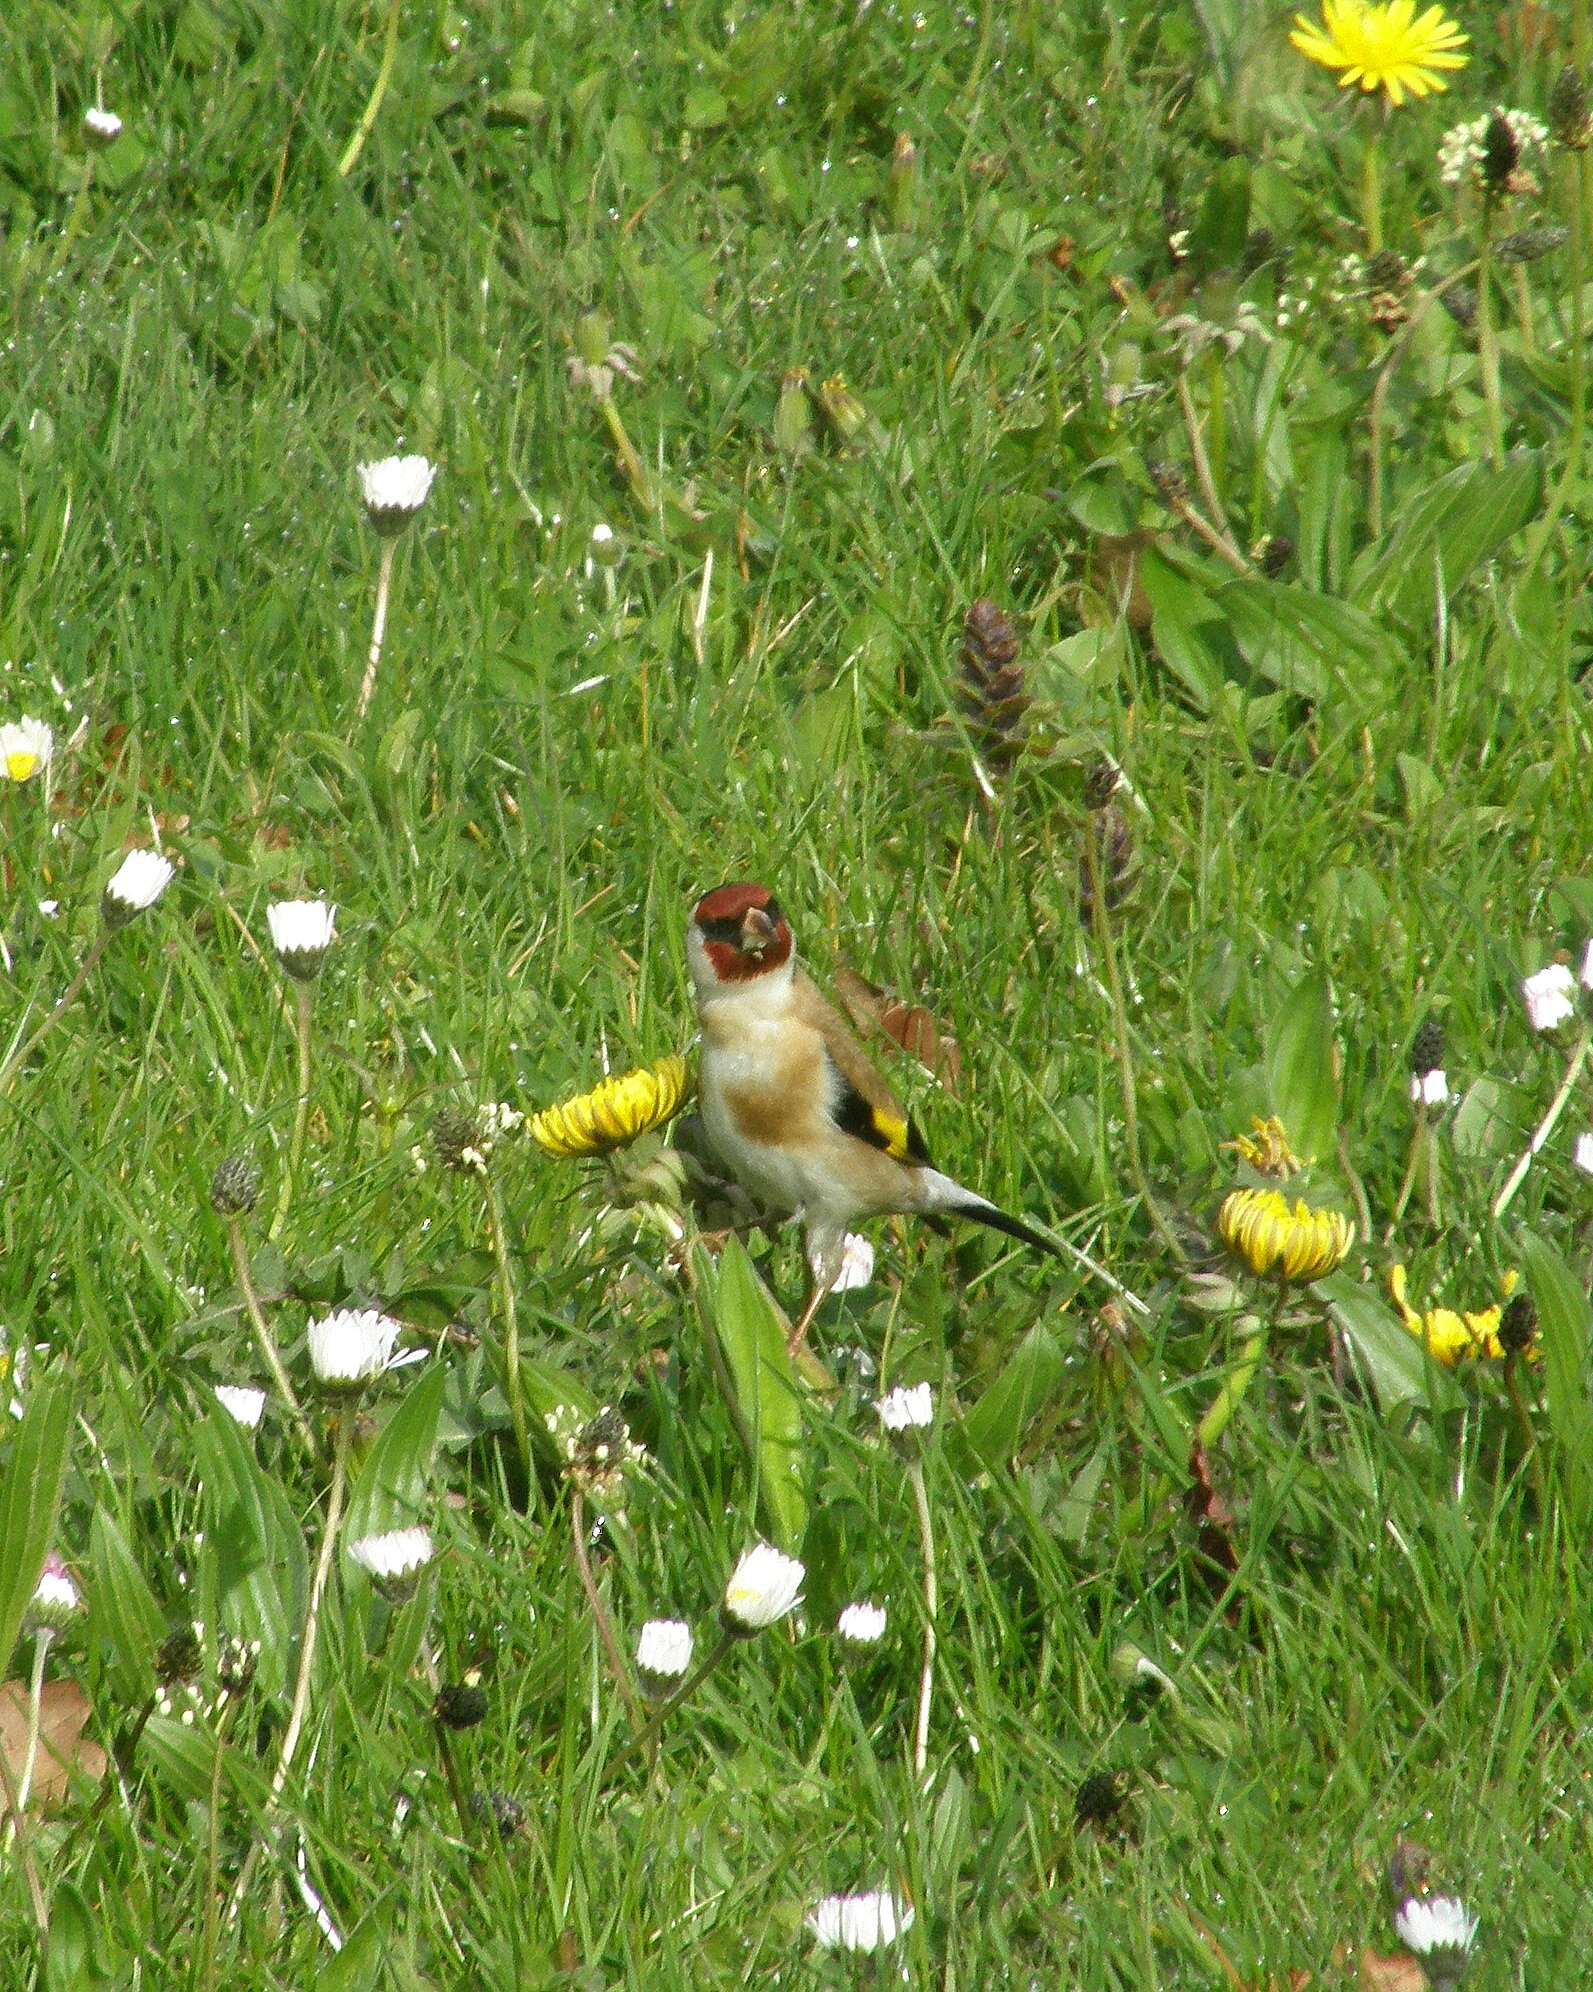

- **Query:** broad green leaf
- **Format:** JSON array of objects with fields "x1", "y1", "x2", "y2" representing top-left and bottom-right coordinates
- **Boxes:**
[
  {"x1": 0, "y1": 1379, "x2": 73, "y2": 1673},
  {"x1": 1319, "y1": 1273, "x2": 1457, "y2": 1413},
  {"x1": 1355, "y1": 449, "x2": 1545, "y2": 623},
  {"x1": 191, "y1": 1401, "x2": 309, "y2": 1698},
  {"x1": 1515, "y1": 1231, "x2": 1593, "y2": 1531},
  {"x1": 1139, "y1": 548, "x2": 1232, "y2": 712},
  {"x1": 89, "y1": 1508, "x2": 167, "y2": 1702},
  {"x1": 1219, "y1": 577, "x2": 1398, "y2": 705},
  {"x1": 1055, "y1": 1441, "x2": 1110, "y2": 1549},
  {"x1": 698, "y1": 1240, "x2": 807, "y2": 1551},
  {"x1": 1265, "y1": 973, "x2": 1338, "y2": 1165},
  {"x1": 320, "y1": 1897, "x2": 394, "y2": 1992},
  {"x1": 958, "y1": 1323, "x2": 1067, "y2": 1473},
  {"x1": 345, "y1": 1363, "x2": 447, "y2": 1544}
]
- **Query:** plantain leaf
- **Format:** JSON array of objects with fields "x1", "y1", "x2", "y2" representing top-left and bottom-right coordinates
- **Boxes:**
[
  {"x1": 958, "y1": 1323, "x2": 1067, "y2": 1473},
  {"x1": 1355, "y1": 449, "x2": 1545, "y2": 624},
  {"x1": 1265, "y1": 972, "x2": 1338, "y2": 1165},
  {"x1": 89, "y1": 1508, "x2": 167, "y2": 1702},
  {"x1": 698, "y1": 1240, "x2": 807, "y2": 1551},
  {"x1": 191, "y1": 1399, "x2": 308, "y2": 1699},
  {"x1": 0, "y1": 1379, "x2": 73, "y2": 1674},
  {"x1": 345, "y1": 1363, "x2": 447, "y2": 1544},
  {"x1": 1514, "y1": 1231, "x2": 1593, "y2": 1531}
]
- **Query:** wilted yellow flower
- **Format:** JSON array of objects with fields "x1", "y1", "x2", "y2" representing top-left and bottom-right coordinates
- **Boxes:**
[
  {"x1": 1220, "y1": 1115, "x2": 1303, "y2": 1180},
  {"x1": 1388, "y1": 1263, "x2": 1530, "y2": 1365},
  {"x1": 1218, "y1": 1187, "x2": 1354, "y2": 1282},
  {"x1": 1291, "y1": 0, "x2": 1468, "y2": 108},
  {"x1": 527, "y1": 1056, "x2": 690, "y2": 1159}
]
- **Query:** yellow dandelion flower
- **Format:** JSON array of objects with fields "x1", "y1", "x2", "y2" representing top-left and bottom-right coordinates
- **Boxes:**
[
  {"x1": 1220, "y1": 1115, "x2": 1303, "y2": 1180},
  {"x1": 1290, "y1": 0, "x2": 1468, "y2": 108},
  {"x1": 1218, "y1": 1187, "x2": 1354, "y2": 1283},
  {"x1": 1387, "y1": 1263, "x2": 1531, "y2": 1365},
  {"x1": 527, "y1": 1056, "x2": 691, "y2": 1159}
]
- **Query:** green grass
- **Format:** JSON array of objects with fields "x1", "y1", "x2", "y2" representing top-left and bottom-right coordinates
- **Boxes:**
[{"x1": 2, "y1": 0, "x2": 1592, "y2": 1983}]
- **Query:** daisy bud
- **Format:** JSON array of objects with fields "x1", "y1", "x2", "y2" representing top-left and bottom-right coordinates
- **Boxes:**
[
  {"x1": 214, "y1": 1384, "x2": 267, "y2": 1429},
  {"x1": 209, "y1": 1156, "x2": 261, "y2": 1217},
  {"x1": 103, "y1": 849, "x2": 174, "y2": 926},
  {"x1": 588, "y1": 521, "x2": 622, "y2": 568},
  {"x1": 25, "y1": 1553, "x2": 84, "y2": 1636},
  {"x1": 721, "y1": 1543, "x2": 804, "y2": 1636},
  {"x1": 434, "y1": 1678, "x2": 488, "y2": 1729},
  {"x1": 1522, "y1": 963, "x2": 1577, "y2": 1033},
  {"x1": 0, "y1": 717, "x2": 53, "y2": 783},
  {"x1": 356, "y1": 454, "x2": 436, "y2": 535},
  {"x1": 266, "y1": 899, "x2": 336, "y2": 980},
  {"x1": 83, "y1": 108, "x2": 123, "y2": 149},
  {"x1": 304, "y1": 1307, "x2": 401, "y2": 1392},
  {"x1": 835, "y1": 1600, "x2": 887, "y2": 1648},
  {"x1": 635, "y1": 1618, "x2": 694, "y2": 1695},
  {"x1": 805, "y1": 1891, "x2": 914, "y2": 1954},
  {"x1": 348, "y1": 1526, "x2": 434, "y2": 1601},
  {"x1": 1394, "y1": 1895, "x2": 1477, "y2": 1987}
]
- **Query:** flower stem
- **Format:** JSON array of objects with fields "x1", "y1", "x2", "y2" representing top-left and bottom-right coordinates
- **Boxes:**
[
  {"x1": 1503, "y1": 1354, "x2": 1547, "y2": 1516},
  {"x1": 14, "y1": 1629, "x2": 55, "y2": 1817},
  {"x1": 270, "y1": 980, "x2": 316, "y2": 1242},
  {"x1": 226, "y1": 1214, "x2": 313, "y2": 1447},
  {"x1": 601, "y1": 1628, "x2": 735, "y2": 1781},
  {"x1": 1492, "y1": 1025, "x2": 1592, "y2": 1221},
  {"x1": 1475, "y1": 206, "x2": 1505, "y2": 469},
  {"x1": 0, "y1": 1729, "x2": 47, "y2": 1934},
  {"x1": 1196, "y1": 1316, "x2": 1268, "y2": 1454},
  {"x1": 569, "y1": 1488, "x2": 642, "y2": 1735},
  {"x1": 484, "y1": 1175, "x2": 529, "y2": 1476},
  {"x1": 271, "y1": 1412, "x2": 351, "y2": 1801},
  {"x1": 907, "y1": 1455, "x2": 938, "y2": 1780},
  {"x1": 337, "y1": 0, "x2": 403, "y2": 180},
  {"x1": 1084, "y1": 813, "x2": 1186, "y2": 1265},
  {"x1": 0, "y1": 928, "x2": 112, "y2": 1099},
  {"x1": 198, "y1": 1700, "x2": 239, "y2": 1992},
  {"x1": 1359, "y1": 123, "x2": 1383, "y2": 255},
  {"x1": 598, "y1": 396, "x2": 656, "y2": 512},
  {"x1": 355, "y1": 533, "x2": 398, "y2": 724}
]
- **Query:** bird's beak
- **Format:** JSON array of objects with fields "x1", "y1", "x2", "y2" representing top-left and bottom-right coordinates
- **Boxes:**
[{"x1": 739, "y1": 907, "x2": 776, "y2": 956}]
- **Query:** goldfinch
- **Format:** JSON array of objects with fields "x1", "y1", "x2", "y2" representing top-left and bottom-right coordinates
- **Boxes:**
[{"x1": 686, "y1": 881, "x2": 1059, "y2": 1352}]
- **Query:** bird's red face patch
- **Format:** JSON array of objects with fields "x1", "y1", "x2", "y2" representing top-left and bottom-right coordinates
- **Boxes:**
[{"x1": 692, "y1": 882, "x2": 793, "y2": 982}]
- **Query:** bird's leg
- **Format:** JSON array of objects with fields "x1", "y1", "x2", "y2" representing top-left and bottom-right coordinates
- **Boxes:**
[{"x1": 789, "y1": 1223, "x2": 844, "y2": 1358}]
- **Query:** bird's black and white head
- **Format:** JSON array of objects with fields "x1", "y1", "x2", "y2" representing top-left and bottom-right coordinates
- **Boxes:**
[{"x1": 687, "y1": 882, "x2": 795, "y2": 1002}]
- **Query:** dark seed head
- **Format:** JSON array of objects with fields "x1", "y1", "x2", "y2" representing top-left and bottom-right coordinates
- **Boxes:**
[
  {"x1": 434, "y1": 1681, "x2": 489, "y2": 1730},
  {"x1": 1410, "y1": 1018, "x2": 1445, "y2": 1076},
  {"x1": 210, "y1": 1157, "x2": 261, "y2": 1217},
  {"x1": 1498, "y1": 1293, "x2": 1537, "y2": 1357}
]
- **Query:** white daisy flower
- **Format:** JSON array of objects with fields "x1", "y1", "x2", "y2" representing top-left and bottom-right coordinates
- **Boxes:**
[
  {"x1": 305, "y1": 1307, "x2": 402, "y2": 1391},
  {"x1": 875, "y1": 1382, "x2": 934, "y2": 1433},
  {"x1": 83, "y1": 108, "x2": 123, "y2": 147},
  {"x1": 103, "y1": 849, "x2": 174, "y2": 924},
  {"x1": 835, "y1": 1600, "x2": 887, "y2": 1646},
  {"x1": 0, "y1": 717, "x2": 53, "y2": 783},
  {"x1": 1394, "y1": 1894, "x2": 1477, "y2": 1980},
  {"x1": 214, "y1": 1385, "x2": 267, "y2": 1430},
  {"x1": 805, "y1": 1890, "x2": 914, "y2": 1953},
  {"x1": 635, "y1": 1618, "x2": 694, "y2": 1688},
  {"x1": 266, "y1": 899, "x2": 336, "y2": 980},
  {"x1": 813, "y1": 1231, "x2": 875, "y2": 1294},
  {"x1": 357, "y1": 454, "x2": 436, "y2": 533},
  {"x1": 25, "y1": 1553, "x2": 84, "y2": 1634},
  {"x1": 721, "y1": 1543, "x2": 804, "y2": 1634},
  {"x1": 1522, "y1": 963, "x2": 1576, "y2": 1033},
  {"x1": 348, "y1": 1526, "x2": 434, "y2": 1594}
]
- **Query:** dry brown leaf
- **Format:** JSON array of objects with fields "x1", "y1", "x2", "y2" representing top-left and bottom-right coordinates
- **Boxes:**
[
  {"x1": 1358, "y1": 1949, "x2": 1424, "y2": 1991},
  {"x1": 831, "y1": 965, "x2": 963, "y2": 1097},
  {"x1": 0, "y1": 1678, "x2": 107, "y2": 1810}
]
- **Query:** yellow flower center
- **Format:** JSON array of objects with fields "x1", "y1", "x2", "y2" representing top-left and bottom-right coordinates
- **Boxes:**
[{"x1": 4, "y1": 751, "x2": 40, "y2": 782}]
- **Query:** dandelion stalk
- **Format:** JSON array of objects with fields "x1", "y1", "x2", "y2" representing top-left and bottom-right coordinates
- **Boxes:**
[
  {"x1": 1492, "y1": 1024, "x2": 1592, "y2": 1220},
  {"x1": 0, "y1": 930, "x2": 111, "y2": 1099},
  {"x1": 1196, "y1": 1313, "x2": 1269, "y2": 1454},
  {"x1": 271, "y1": 1412, "x2": 353, "y2": 1800},
  {"x1": 907, "y1": 1455, "x2": 937, "y2": 1780},
  {"x1": 569, "y1": 1487, "x2": 642, "y2": 1735},
  {"x1": 271, "y1": 980, "x2": 316, "y2": 1241},
  {"x1": 337, "y1": 0, "x2": 403, "y2": 180},
  {"x1": 1360, "y1": 121, "x2": 1385, "y2": 254},
  {"x1": 483, "y1": 1174, "x2": 529, "y2": 1475},
  {"x1": 355, "y1": 533, "x2": 398, "y2": 724},
  {"x1": 1083, "y1": 810, "x2": 1185, "y2": 1265}
]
